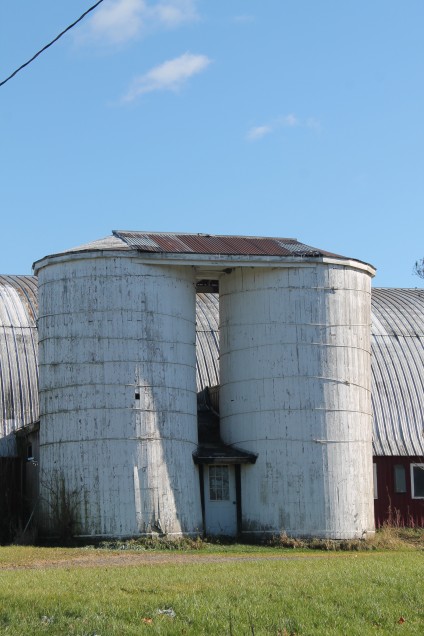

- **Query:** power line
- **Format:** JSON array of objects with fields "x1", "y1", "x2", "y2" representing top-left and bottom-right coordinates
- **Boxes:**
[{"x1": 0, "y1": 0, "x2": 105, "y2": 88}]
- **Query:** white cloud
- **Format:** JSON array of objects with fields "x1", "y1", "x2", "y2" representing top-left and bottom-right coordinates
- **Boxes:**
[
  {"x1": 85, "y1": 0, "x2": 199, "y2": 44},
  {"x1": 246, "y1": 114, "x2": 320, "y2": 141},
  {"x1": 122, "y1": 52, "x2": 211, "y2": 101},
  {"x1": 89, "y1": 0, "x2": 145, "y2": 44},
  {"x1": 280, "y1": 113, "x2": 299, "y2": 127},
  {"x1": 246, "y1": 125, "x2": 272, "y2": 141},
  {"x1": 151, "y1": 0, "x2": 199, "y2": 27}
]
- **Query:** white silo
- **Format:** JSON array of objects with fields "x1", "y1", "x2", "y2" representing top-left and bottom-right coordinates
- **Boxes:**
[
  {"x1": 35, "y1": 243, "x2": 202, "y2": 538},
  {"x1": 219, "y1": 262, "x2": 375, "y2": 539}
]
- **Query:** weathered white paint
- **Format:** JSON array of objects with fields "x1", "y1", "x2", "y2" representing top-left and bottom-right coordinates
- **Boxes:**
[
  {"x1": 204, "y1": 464, "x2": 237, "y2": 536},
  {"x1": 37, "y1": 254, "x2": 202, "y2": 537},
  {"x1": 34, "y1": 238, "x2": 376, "y2": 541},
  {"x1": 219, "y1": 264, "x2": 375, "y2": 539}
]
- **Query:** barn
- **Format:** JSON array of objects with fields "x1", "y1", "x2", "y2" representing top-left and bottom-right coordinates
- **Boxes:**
[
  {"x1": 0, "y1": 275, "x2": 39, "y2": 541},
  {"x1": 196, "y1": 288, "x2": 424, "y2": 530},
  {"x1": 371, "y1": 288, "x2": 424, "y2": 527},
  {"x1": 0, "y1": 232, "x2": 423, "y2": 540}
]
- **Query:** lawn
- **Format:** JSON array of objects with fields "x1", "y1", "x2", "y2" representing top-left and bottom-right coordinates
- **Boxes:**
[{"x1": 0, "y1": 545, "x2": 423, "y2": 635}]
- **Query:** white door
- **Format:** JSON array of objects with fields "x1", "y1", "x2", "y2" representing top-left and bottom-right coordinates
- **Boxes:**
[{"x1": 204, "y1": 464, "x2": 237, "y2": 536}]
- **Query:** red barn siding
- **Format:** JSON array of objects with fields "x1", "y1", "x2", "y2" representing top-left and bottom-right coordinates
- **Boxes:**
[{"x1": 374, "y1": 456, "x2": 424, "y2": 527}]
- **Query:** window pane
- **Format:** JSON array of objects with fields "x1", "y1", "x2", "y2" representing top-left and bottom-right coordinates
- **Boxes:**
[
  {"x1": 394, "y1": 465, "x2": 406, "y2": 493},
  {"x1": 209, "y1": 465, "x2": 230, "y2": 501},
  {"x1": 412, "y1": 465, "x2": 424, "y2": 498}
]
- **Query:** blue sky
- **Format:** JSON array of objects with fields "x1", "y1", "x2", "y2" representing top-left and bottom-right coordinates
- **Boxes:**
[{"x1": 1, "y1": 0, "x2": 423, "y2": 287}]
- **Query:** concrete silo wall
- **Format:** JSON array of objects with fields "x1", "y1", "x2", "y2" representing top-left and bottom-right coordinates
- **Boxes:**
[
  {"x1": 37, "y1": 254, "x2": 202, "y2": 538},
  {"x1": 219, "y1": 264, "x2": 374, "y2": 539}
]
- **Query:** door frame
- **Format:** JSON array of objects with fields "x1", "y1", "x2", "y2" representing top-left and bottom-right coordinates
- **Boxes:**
[{"x1": 198, "y1": 463, "x2": 242, "y2": 537}]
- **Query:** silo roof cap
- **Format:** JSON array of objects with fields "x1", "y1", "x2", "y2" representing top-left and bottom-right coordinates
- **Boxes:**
[{"x1": 33, "y1": 231, "x2": 375, "y2": 273}]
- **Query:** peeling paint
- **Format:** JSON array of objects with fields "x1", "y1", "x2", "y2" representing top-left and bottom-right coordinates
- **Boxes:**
[
  {"x1": 37, "y1": 257, "x2": 202, "y2": 537},
  {"x1": 220, "y1": 265, "x2": 375, "y2": 539},
  {"x1": 35, "y1": 246, "x2": 376, "y2": 540}
]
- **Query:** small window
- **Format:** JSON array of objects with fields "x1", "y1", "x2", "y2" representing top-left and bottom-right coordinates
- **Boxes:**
[
  {"x1": 411, "y1": 464, "x2": 424, "y2": 499},
  {"x1": 373, "y1": 463, "x2": 378, "y2": 499},
  {"x1": 209, "y1": 465, "x2": 230, "y2": 501},
  {"x1": 394, "y1": 464, "x2": 406, "y2": 493}
]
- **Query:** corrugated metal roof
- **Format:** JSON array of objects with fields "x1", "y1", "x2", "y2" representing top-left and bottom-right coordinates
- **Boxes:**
[
  {"x1": 0, "y1": 276, "x2": 39, "y2": 455},
  {"x1": 112, "y1": 230, "x2": 354, "y2": 260},
  {"x1": 196, "y1": 293, "x2": 220, "y2": 391},
  {"x1": 371, "y1": 288, "x2": 424, "y2": 456}
]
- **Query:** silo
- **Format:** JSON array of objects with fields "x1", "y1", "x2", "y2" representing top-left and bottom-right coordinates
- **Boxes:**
[
  {"x1": 35, "y1": 245, "x2": 202, "y2": 538},
  {"x1": 219, "y1": 262, "x2": 375, "y2": 539}
]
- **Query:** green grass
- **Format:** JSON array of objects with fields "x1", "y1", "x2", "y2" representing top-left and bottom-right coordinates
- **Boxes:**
[{"x1": 0, "y1": 545, "x2": 423, "y2": 635}]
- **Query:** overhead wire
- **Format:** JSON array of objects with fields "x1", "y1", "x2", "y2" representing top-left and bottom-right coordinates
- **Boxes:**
[{"x1": 0, "y1": 0, "x2": 105, "y2": 88}]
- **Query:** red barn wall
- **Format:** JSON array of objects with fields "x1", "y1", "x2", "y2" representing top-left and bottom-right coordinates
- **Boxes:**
[{"x1": 374, "y1": 456, "x2": 424, "y2": 527}]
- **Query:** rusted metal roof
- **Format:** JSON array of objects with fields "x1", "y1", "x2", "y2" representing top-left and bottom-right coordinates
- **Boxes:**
[
  {"x1": 112, "y1": 230, "x2": 352, "y2": 259},
  {"x1": 0, "y1": 276, "x2": 39, "y2": 456},
  {"x1": 371, "y1": 288, "x2": 424, "y2": 456}
]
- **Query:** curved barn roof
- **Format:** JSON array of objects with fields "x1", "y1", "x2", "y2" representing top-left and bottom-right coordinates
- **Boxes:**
[
  {"x1": 0, "y1": 276, "x2": 38, "y2": 456},
  {"x1": 371, "y1": 288, "x2": 424, "y2": 456},
  {"x1": 196, "y1": 293, "x2": 219, "y2": 391}
]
